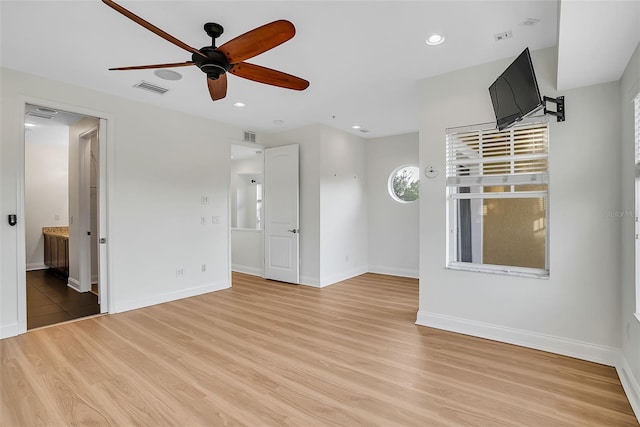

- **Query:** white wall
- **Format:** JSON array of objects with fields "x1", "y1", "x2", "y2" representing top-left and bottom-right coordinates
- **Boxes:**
[
  {"x1": 1, "y1": 68, "x2": 237, "y2": 337},
  {"x1": 366, "y1": 133, "x2": 419, "y2": 278},
  {"x1": 417, "y1": 47, "x2": 622, "y2": 365},
  {"x1": 231, "y1": 229, "x2": 263, "y2": 276},
  {"x1": 24, "y1": 125, "x2": 69, "y2": 270},
  {"x1": 619, "y1": 42, "x2": 640, "y2": 416},
  {"x1": 231, "y1": 155, "x2": 263, "y2": 229},
  {"x1": 319, "y1": 126, "x2": 368, "y2": 286}
]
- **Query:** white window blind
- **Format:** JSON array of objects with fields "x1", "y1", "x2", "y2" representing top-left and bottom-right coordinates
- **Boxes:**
[{"x1": 446, "y1": 120, "x2": 549, "y2": 188}]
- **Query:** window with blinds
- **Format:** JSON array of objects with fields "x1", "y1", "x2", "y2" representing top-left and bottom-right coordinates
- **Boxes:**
[{"x1": 446, "y1": 119, "x2": 549, "y2": 278}]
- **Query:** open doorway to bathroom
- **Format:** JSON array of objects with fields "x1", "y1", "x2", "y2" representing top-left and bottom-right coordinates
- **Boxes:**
[
  {"x1": 230, "y1": 143, "x2": 264, "y2": 277},
  {"x1": 24, "y1": 104, "x2": 105, "y2": 329}
]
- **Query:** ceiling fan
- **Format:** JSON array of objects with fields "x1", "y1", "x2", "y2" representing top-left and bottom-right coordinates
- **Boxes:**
[{"x1": 101, "y1": 0, "x2": 309, "y2": 102}]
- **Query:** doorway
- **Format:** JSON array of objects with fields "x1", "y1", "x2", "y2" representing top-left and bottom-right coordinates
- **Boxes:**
[
  {"x1": 230, "y1": 143, "x2": 265, "y2": 277},
  {"x1": 23, "y1": 103, "x2": 108, "y2": 330}
]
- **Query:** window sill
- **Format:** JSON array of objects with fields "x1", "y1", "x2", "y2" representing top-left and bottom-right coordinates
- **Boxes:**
[{"x1": 446, "y1": 262, "x2": 549, "y2": 279}]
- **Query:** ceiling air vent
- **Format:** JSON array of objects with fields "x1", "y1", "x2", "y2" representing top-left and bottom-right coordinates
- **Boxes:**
[
  {"x1": 243, "y1": 130, "x2": 257, "y2": 143},
  {"x1": 133, "y1": 80, "x2": 169, "y2": 95},
  {"x1": 26, "y1": 109, "x2": 58, "y2": 120}
]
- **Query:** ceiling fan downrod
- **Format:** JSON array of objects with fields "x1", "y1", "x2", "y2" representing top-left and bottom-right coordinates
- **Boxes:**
[
  {"x1": 204, "y1": 22, "x2": 224, "y2": 47},
  {"x1": 193, "y1": 23, "x2": 230, "y2": 79}
]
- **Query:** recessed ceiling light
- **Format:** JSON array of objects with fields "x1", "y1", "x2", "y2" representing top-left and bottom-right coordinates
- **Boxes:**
[
  {"x1": 153, "y1": 69, "x2": 182, "y2": 81},
  {"x1": 234, "y1": 102, "x2": 246, "y2": 108},
  {"x1": 426, "y1": 34, "x2": 445, "y2": 45},
  {"x1": 24, "y1": 123, "x2": 36, "y2": 128},
  {"x1": 352, "y1": 125, "x2": 361, "y2": 129}
]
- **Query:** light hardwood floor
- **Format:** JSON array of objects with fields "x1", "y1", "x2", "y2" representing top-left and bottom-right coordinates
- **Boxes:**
[{"x1": 1, "y1": 272, "x2": 637, "y2": 426}]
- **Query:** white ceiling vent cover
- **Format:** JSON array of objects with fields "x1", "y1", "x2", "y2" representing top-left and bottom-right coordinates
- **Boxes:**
[
  {"x1": 133, "y1": 81, "x2": 169, "y2": 95},
  {"x1": 243, "y1": 131, "x2": 257, "y2": 143},
  {"x1": 26, "y1": 111, "x2": 56, "y2": 120}
]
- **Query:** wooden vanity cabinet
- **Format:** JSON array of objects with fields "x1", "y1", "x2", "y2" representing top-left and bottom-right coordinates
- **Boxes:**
[{"x1": 44, "y1": 234, "x2": 69, "y2": 277}]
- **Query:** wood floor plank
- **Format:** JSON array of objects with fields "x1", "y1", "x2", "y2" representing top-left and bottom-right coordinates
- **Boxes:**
[{"x1": 1, "y1": 272, "x2": 637, "y2": 426}]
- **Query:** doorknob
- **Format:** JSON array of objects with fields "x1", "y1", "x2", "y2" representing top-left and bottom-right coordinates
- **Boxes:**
[{"x1": 287, "y1": 229, "x2": 299, "y2": 234}]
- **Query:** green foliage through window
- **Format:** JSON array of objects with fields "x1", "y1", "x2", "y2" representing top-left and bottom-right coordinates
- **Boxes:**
[{"x1": 389, "y1": 166, "x2": 419, "y2": 202}]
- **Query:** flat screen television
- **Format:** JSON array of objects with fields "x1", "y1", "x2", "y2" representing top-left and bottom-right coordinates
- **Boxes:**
[{"x1": 489, "y1": 47, "x2": 543, "y2": 130}]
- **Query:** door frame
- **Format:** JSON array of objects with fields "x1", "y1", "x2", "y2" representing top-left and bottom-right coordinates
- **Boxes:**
[{"x1": 17, "y1": 96, "x2": 115, "y2": 333}]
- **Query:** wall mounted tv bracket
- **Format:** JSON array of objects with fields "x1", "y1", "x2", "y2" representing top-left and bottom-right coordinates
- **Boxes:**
[{"x1": 543, "y1": 96, "x2": 565, "y2": 122}]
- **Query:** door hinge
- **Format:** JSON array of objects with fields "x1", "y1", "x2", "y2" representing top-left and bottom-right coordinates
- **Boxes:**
[{"x1": 99, "y1": 238, "x2": 107, "y2": 244}]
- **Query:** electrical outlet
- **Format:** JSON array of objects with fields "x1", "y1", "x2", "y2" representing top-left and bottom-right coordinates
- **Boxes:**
[
  {"x1": 201, "y1": 196, "x2": 209, "y2": 205},
  {"x1": 54, "y1": 214, "x2": 60, "y2": 221},
  {"x1": 201, "y1": 264, "x2": 206, "y2": 272},
  {"x1": 201, "y1": 216, "x2": 207, "y2": 225},
  {"x1": 176, "y1": 268, "x2": 184, "y2": 277}
]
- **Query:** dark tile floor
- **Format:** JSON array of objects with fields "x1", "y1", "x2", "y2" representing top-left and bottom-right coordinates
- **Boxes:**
[{"x1": 27, "y1": 269, "x2": 100, "y2": 330}]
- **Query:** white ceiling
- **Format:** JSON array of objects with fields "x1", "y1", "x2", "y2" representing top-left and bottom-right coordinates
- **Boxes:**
[{"x1": 2, "y1": 1, "x2": 638, "y2": 139}]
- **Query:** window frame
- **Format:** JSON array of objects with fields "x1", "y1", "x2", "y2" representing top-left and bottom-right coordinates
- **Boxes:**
[
  {"x1": 445, "y1": 117, "x2": 550, "y2": 279},
  {"x1": 388, "y1": 164, "x2": 420, "y2": 204}
]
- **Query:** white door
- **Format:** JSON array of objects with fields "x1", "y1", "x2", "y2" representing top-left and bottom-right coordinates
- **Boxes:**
[
  {"x1": 78, "y1": 129, "x2": 94, "y2": 293},
  {"x1": 263, "y1": 144, "x2": 299, "y2": 283},
  {"x1": 97, "y1": 119, "x2": 108, "y2": 311}
]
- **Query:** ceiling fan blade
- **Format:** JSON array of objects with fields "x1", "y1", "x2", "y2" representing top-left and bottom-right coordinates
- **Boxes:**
[
  {"x1": 109, "y1": 61, "x2": 195, "y2": 71},
  {"x1": 230, "y1": 62, "x2": 309, "y2": 91},
  {"x1": 102, "y1": 0, "x2": 206, "y2": 58},
  {"x1": 207, "y1": 74, "x2": 228, "y2": 101},
  {"x1": 219, "y1": 20, "x2": 295, "y2": 63}
]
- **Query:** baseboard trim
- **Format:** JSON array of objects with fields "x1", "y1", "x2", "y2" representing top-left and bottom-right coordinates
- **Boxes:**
[
  {"x1": 367, "y1": 265, "x2": 419, "y2": 279},
  {"x1": 67, "y1": 277, "x2": 81, "y2": 292},
  {"x1": 320, "y1": 266, "x2": 368, "y2": 288},
  {"x1": 617, "y1": 354, "x2": 640, "y2": 423},
  {"x1": 26, "y1": 263, "x2": 47, "y2": 271},
  {"x1": 231, "y1": 264, "x2": 262, "y2": 277},
  {"x1": 416, "y1": 310, "x2": 619, "y2": 367},
  {"x1": 113, "y1": 280, "x2": 230, "y2": 314},
  {"x1": 0, "y1": 322, "x2": 19, "y2": 339},
  {"x1": 300, "y1": 275, "x2": 321, "y2": 287}
]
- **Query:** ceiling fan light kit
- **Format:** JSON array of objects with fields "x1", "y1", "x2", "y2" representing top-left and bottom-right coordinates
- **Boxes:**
[{"x1": 101, "y1": 0, "x2": 309, "y2": 102}]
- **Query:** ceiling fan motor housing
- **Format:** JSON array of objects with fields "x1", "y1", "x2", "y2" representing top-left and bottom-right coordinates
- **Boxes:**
[{"x1": 193, "y1": 47, "x2": 231, "y2": 79}]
